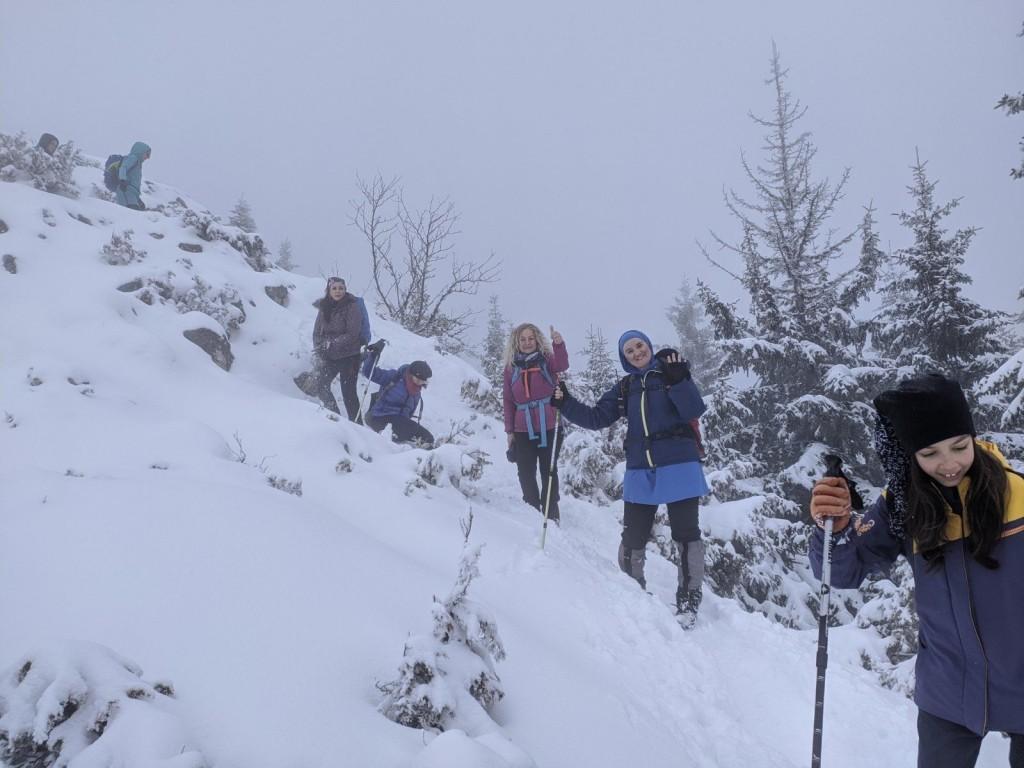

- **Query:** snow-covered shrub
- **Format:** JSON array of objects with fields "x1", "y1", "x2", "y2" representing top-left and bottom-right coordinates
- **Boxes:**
[
  {"x1": 558, "y1": 423, "x2": 625, "y2": 505},
  {"x1": 0, "y1": 641, "x2": 206, "y2": 768},
  {"x1": 267, "y1": 474, "x2": 302, "y2": 496},
  {"x1": 460, "y1": 378, "x2": 500, "y2": 417},
  {"x1": 853, "y1": 557, "x2": 918, "y2": 696},
  {"x1": 379, "y1": 527, "x2": 506, "y2": 733},
  {"x1": 0, "y1": 131, "x2": 83, "y2": 199},
  {"x1": 406, "y1": 445, "x2": 490, "y2": 497},
  {"x1": 172, "y1": 276, "x2": 245, "y2": 335},
  {"x1": 100, "y1": 230, "x2": 146, "y2": 266},
  {"x1": 171, "y1": 202, "x2": 272, "y2": 272}
]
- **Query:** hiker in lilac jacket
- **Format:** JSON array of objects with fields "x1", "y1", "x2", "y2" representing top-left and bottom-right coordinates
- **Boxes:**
[
  {"x1": 312, "y1": 277, "x2": 363, "y2": 420},
  {"x1": 502, "y1": 323, "x2": 569, "y2": 522}
]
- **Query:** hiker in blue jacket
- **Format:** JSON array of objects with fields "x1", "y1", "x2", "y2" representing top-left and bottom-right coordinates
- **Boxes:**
[
  {"x1": 115, "y1": 141, "x2": 151, "y2": 210},
  {"x1": 810, "y1": 374, "x2": 1024, "y2": 768},
  {"x1": 552, "y1": 329, "x2": 709, "y2": 626},
  {"x1": 361, "y1": 343, "x2": 434, "y2": 448}
]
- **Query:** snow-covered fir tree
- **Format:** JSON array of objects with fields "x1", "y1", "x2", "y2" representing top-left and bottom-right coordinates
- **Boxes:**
[
  {"x1": 697, "y1": 46, "x2": 887, "y2": 493},
  {"x1": 276, "y1": 237, "x2": 295, "y2": 271},
  {"x1": 976, "y1": 286, "x2": 1024, "y2": 437},
  {"x1": 228, "y1": 195, "x2": 257, "y2": 233},
  {"x1": 872, "y1": 154, "x2": 1011, "y2": 398},
  {"x1": 480, "y1": 295, "x2": 507, "y2": 392},
  {"x1": 667, "y1": 276, "x2": 722, "y2": 384},
  {"x1": 995, "y1": 21, "x2": 1024, "y2": 179},
  {"x1": 577, "y1": 326, "x2": 618, "y2": 403}
]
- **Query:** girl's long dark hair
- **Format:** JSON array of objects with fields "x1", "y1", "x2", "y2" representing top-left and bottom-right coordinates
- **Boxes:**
[{"x1": 906, "y1": 443, "x2": 1007, "y2": 569}]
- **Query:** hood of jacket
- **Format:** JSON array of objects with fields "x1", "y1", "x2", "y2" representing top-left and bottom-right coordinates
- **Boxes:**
[
  {"x1": 129, "y1": 141, "x2": 151, "y2": 159},
  {"x1": 617, "y1": 329, "x2": 657, "y2": 374}
]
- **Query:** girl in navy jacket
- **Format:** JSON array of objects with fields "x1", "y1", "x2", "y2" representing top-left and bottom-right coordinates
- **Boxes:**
[
  {"x1": 810, "y1": 374, "x2": 1024, "y2": 767},
  {"x1": 553, "y1": 330, "x2": 709, "y2": 625}
]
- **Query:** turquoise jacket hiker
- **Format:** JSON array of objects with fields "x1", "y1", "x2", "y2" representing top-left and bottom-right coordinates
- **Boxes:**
[{"x1": 115, "y1": 142, "x2": 151, "y2": 209}]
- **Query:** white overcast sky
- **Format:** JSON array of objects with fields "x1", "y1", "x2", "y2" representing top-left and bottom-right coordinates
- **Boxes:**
[{"x1": 3, "y1": 0, "x2": 1022, "y2": 360}]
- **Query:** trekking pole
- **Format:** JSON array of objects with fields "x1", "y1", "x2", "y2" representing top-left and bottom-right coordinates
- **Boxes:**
[
  {"x1": 540, "y1": 403, "x2": 561, "y2": 551},
  {"x1": 812, "y1": 454, "x2": 862, "y2": 768},
  {"x1": 357, "y1": 340, "x2": 386, "y2": 425}
]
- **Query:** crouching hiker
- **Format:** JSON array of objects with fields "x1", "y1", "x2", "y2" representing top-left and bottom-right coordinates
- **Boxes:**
[
  {"x1": 552, "y1": 330, "x2": 709, "y2": 627},
  {"x1": 361, "y1": 342, "x2": 434, "y2": 448},
  {"x1": 810, "y1": 373, "x2": 1024, "y2": 768},
  {"x1": 503, "y1": 323, "x2": 569, "y2": 523}
]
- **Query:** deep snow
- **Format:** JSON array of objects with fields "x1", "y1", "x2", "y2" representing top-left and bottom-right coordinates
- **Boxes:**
[{"x1": 0, "y1": 162, "x2": 1016, "y2": 766}]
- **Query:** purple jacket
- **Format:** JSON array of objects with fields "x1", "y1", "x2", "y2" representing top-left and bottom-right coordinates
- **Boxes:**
[{"x1": 502, "y1": 342, "x2": 569, "y2": 434}]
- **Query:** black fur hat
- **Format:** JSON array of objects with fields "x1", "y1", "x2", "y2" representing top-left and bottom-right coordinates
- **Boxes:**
[{"x1": 873, "y1": 373, "x2": 975, "y2": 453}]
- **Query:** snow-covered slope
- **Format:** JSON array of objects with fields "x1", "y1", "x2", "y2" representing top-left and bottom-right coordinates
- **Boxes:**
[{"x1": 0, "y1": 163, "x2": 1013, "y2": 767}]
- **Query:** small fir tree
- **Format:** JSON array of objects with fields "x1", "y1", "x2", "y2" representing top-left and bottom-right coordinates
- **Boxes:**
[
  {"x1": 228, "y1": 195, "x2": 257, "y2": 233},
  {"x1": 480, "y1": 296, "x2": 507, "y2": 392},
  {"x1": 667, "y1": 277, "x2": 721, "y2": 384},
  {"x1": 578, "y1": 326, "x2": 619, "y2": 404},
  {"x1": 276, "y1": 238, "x2": 295, "y2": 271},
  {"x1": 872, "y1": 154, "x2": 1010, "y2": 390}
]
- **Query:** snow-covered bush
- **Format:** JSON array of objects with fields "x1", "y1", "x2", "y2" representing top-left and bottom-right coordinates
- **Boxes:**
[
  {"x1": 0, "y1": 642, "x2": 206, "y2": 768},
  {"x1": 173, "y1": 276, "x2": 245, "y2": 335},
  {"x1": 0, "y1": 131, "x2": 83, "y2": 199},
  {"x1": 558, "y1": 424, "x2": 625, "y2": 505},
  {"x1": 406, "y1": 445, "x2": 490, "y2": 497},
  {"x1": 460, "y1": 378, "x2": 501, "y2": 417},
  {"x1": 379, "y1": 521, "x2": 506, "y2": 733},
  {"x1": 100, "y1": 230, "x2": 146, "y2": 266},
  {"x1": 168, "y1": 200, "x2": 272, "y2": 272}
]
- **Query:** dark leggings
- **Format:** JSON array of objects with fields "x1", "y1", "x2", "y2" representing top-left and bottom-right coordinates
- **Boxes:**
[
  {"x1": 366, "y1": 414, "x2": 434, "y2": 447},
  {"x1": 917, "y1": 709, "x2": 1024, "y2": 768},
  {"x1": 316, "y1": 354, "x2": 361, "y2": 421},
  {"x1": 513, "y1": 430, "x2": 561, "y2": 519},
  {"x1": 621, "y1": 497, "x2": 700, "y2": 549}
]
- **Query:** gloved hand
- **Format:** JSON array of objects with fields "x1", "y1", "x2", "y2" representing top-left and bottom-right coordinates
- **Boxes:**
[
  {"x1": 656, "y1": 348, "x2": 691, "y2": 384},
  {"x1": 549, "y1": 380, "x2": 569, "y2": 410},
  {"x1": 365, "y1": 339, "x2": 386, "y2": 357},
  {"x1": 810, "y1": 477, "x2": 852, "y2": 532}
]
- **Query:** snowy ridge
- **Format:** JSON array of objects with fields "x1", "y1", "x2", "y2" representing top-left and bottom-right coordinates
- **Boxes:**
[{"x1": 1, "y1": 164, "x2": 1013, "y2": 766}]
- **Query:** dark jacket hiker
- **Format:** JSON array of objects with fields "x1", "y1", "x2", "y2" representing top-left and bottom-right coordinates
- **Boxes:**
[
  {"x1": 312, "y1": 278, "x2": 364, "y2": 420},
  {"x1": 810, "y1": 374, "x2": 1024, "y2": 765},
  {"x1": 361, "y1": 351, "x2": 434, "y2": 447},
  {"x1": 553, "y1": 329, "x2": 709, "y2": 625}
]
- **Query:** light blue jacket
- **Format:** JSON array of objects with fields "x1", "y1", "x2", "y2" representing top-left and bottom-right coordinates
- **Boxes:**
[{"x1": 115, "y1": 141, "x2": 150, "y2": 208}]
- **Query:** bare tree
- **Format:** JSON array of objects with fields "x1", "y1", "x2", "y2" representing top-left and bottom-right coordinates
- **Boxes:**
[{"x1": 351, "y1": 174, "x2": 500, "y2": 351}]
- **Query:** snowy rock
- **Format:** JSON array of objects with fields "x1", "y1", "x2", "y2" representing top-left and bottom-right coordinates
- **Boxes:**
[
  {"x1": 182, "y1": 327, "x2": 233, "y2": 371},
  {"x1": 2, "y1": 254, "x2": 15, "y2": 274},
  {"x1": 178, "y1": 242, "x2": 203, "y2": 253},
  {"x1": 0, "y1": 219, "x2": 8, "y2": 234},
  {"x1": 263, "y1": 285, "x2": 289, "y2": 306}
]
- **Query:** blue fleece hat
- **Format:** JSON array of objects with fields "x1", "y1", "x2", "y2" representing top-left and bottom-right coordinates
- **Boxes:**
[{"x1": 618, "y1": 330, "x2": 655, "y2": 373}]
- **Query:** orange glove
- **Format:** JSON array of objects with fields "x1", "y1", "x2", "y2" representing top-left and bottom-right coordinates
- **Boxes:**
[{"x1": 810, "y1": 477, "x2": 852, "y2": 532}]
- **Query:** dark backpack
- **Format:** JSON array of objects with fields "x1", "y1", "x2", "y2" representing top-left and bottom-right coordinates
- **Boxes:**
[
  {"x1": 103, "y1": 154, "x2": 123, "y2": 192},
  {"x1": 356, "y1": 296, "x2": 371, "y2": 346}
]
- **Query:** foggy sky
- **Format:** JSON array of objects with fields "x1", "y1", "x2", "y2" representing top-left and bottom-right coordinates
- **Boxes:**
[{"x1": 3, "y1": 0, "x2": 1022, "y2": 364}]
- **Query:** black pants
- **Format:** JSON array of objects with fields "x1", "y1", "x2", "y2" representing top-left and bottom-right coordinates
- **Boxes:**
[
  {"x1": 513, "y1": 430, "x2": 561, "y2": 520},
  {"x1": 621, "y1": 498, "x2": 700, "y2": 549},
  {"x1": 917, "y1": 709, "x2": 1024, "y2": 768},
  {"x1": 316, "y1": 354, "x2": 361, "y2": 421},
  {"x1": 366, "y1": 414, "x2": 434, "y2": 447}
]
